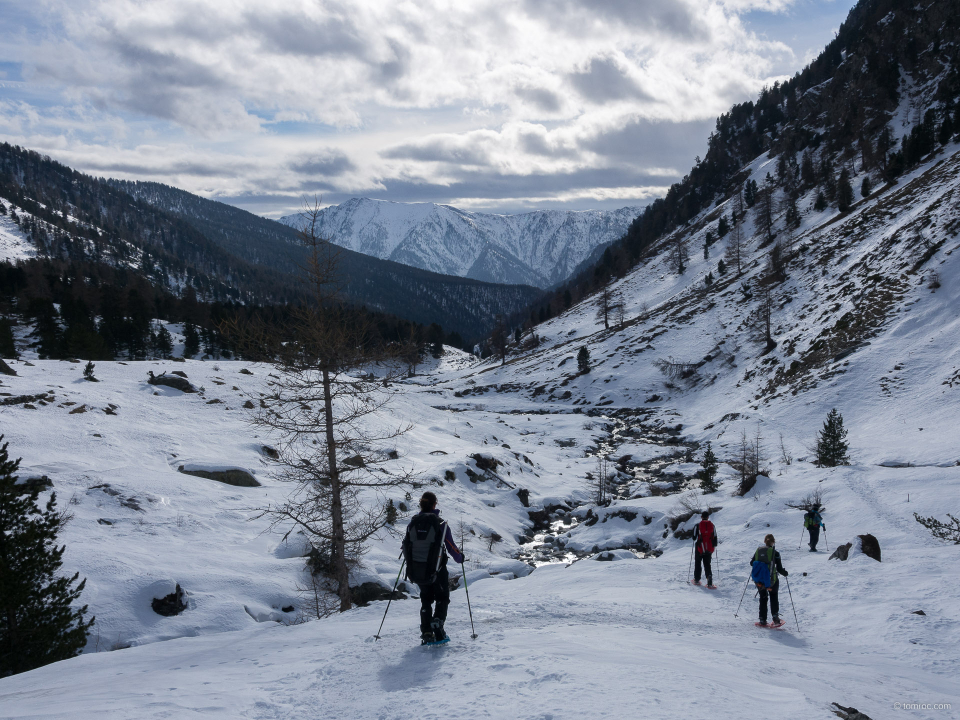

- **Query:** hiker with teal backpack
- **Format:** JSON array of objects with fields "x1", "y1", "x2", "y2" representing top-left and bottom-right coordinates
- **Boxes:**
[
  {"x1": 750, "y1": 534, "x2": 789, "y2": 627},
  {"x1": 804, "y1": 504, "x2": 825, "y2": 552},
  {"x1": 402, "y1": 491, "x2": 464, "y2": 645}
]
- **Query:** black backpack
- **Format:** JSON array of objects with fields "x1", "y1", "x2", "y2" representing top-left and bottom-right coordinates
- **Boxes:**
[{"x1": 403, "y1": 513, "x2": 447, "y2": 585}]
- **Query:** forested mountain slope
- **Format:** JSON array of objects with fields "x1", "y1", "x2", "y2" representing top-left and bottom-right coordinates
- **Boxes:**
[{"x1": 0, "y1": 148, "x2": 541, "y2": 341}]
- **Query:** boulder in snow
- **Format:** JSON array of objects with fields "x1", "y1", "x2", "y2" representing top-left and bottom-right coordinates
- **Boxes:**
[
  {"x1": 178, "y1": 464, "x2": 260, "y2": 487},
  {"x1": 147, "y1": 371, "x2": 197, "y2": 393},
  {"x1": 829, "y1": 543, "x2": 853, "y2": 561},
  {"x1": 152, "y1": 583, "x2": 187, "y2": 617},
  {"x1": 858, "y1": 534, "x2": 881, "y2": 562}
]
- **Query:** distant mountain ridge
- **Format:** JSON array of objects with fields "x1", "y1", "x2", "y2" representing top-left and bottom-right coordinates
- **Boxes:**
[
  {"x1": 280, "y1": 198, "x2": 639, "y2": 288},
  {"x1": 108, "y1": 179, "x2": 543, "y2": 341}
]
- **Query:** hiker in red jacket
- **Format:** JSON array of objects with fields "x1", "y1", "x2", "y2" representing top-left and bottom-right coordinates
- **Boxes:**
[{"x1": 692, "y1": 511, "x2": 718, "y2": 588}]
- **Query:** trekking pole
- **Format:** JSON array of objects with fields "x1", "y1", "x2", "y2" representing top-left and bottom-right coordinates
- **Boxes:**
[
  {"x1": 687, "y1": 541, "x2": 695, "y2": 583},
  {"x1": 715, "y1": 546, "x2": 721, "y2": 587},
  {"x1": 797, "y1": 526, "x2": 805, "y2": 550},
  {"x1": 461, "y1": 561, "x2": 478, "y2": 639},
  {"x1": 374, "y1": 559, "x2": 405, "y2": 641},
  {"x1": 823, "y1": 527, "x2": 827, "y2": 551},
  {"x1": 734, "y1": 576, "x2": 750, "y2": 618},
  {"x1": 785, "y1": 575, "x2": 800, "y2": 632}
]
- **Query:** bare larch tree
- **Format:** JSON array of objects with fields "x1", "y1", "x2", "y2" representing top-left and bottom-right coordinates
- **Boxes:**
[{"x1": 239, "y1": 201, "x2": 413, "y2": 613}]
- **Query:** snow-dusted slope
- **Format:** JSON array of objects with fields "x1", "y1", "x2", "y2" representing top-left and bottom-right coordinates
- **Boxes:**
[
  {"x1": 280, "y1": 198, "x2": 639, "y2": 288},
  {"x1": 0, "y1": 206, "x2": 36, "y2": 262}
]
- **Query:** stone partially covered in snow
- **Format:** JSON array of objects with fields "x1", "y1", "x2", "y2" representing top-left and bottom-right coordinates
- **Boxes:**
[
  {"x1": 147, "y1": 371, "x2": 197, "y2": 393},
  {"x1": 857, "y1": 534, "x2": 881, "y2": 562},
  {"x1": 178, "y1": 463, "x2": 260, "y2": 487},
  {"x1": 829, "y1": 543, "x2": 854, "y2": 561},
  {"x1": 151, "y1": 581, "x2": 186, "y2": 617},
  {"x1": 594, "y1": 549, "x2": 637, "y2": 561}
]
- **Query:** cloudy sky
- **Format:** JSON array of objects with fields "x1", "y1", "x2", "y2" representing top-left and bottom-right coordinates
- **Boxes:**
[{"x1": 0, "y1": 0, "x2": 855, "y2": 217}]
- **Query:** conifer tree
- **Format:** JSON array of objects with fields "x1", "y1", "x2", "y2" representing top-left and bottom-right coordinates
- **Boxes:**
[
  {"x1": 815, "y1": 409, "x2": 850, "y2": 467},
  {"x1": 860, "y1": 175, "x2": 873, "y2": 198},
  {"x1": 717, "y1": 215, "x2": 729, "y2": 238},
  {"x1": 837, "y1": 169, "x2": 854, "y2": 212},
  {"x1": 183, "y1": 322, "x2": 200, "y2": 359},
  {"x1": 82, "y1": 361, "x2": 97, "y2": 382},
  {"x1": 0, "y1": 318, "x2": 16, "y2": 359},
  {"x1": 697, "y1": 442, "x2": 720, "y2": 494},
  {"x1": 0, "y1": 437, "x2": 94, "y2": 676},
  {"x1": 577, "y1": 346, "x2": 590, "y2": 374}
]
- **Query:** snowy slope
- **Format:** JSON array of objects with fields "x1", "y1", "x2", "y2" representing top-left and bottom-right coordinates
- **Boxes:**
[
  {"x1": 280, "y1": 198, "x2": 639, "y2": 288},
  {"x1": 0, "y1": 351, "x2": 958, "y2": 719},
  {"x1": 0, "y1": 207, "x2": 36, "y2": 262}
]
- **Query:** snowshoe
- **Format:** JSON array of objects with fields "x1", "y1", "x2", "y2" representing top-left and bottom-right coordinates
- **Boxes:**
[
  {"x1": 431, "y1": 619, "x2": 447, "y2": 643},
  {"x1": 691, "y1": 580, "x2": 702, "y2": 586},
  {"x1": 423, "y1": 636, "x2": 451, "y2": 646},
  {"x1": 706, "y1": 583, "x2": 717, "y2": 589},
  {"x1": 420, "y1": 632, "x2": 435, "y2": 645},
  {"x1": 756, "y1": 620, "x2": 768, "y2": 627},
  {"x1": 755, "y1": 620, "x2": 786, "y2": 629}
]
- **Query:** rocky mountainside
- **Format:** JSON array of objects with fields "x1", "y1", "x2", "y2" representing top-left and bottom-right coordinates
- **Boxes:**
[{"x1": 280, "y1": 198, "x2": 639, "y2": 288}]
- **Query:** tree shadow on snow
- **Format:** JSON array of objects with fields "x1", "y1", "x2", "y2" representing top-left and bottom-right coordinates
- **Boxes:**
[{"x1": 377, "y1": 646, "x2": 444, "y2": 692}]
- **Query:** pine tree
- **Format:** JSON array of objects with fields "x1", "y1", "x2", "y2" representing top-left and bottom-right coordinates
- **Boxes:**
[
  {"x1": 385, "y1": 499, "x2": 398, "y2": 526},
  {"x1": 814, "y1": 191, "x2": 828, "y2": 212},
  {"x1": 577, "y1": 346, "x2": 590, "y2": 374},
  {"x1": 860, "y1": 175, "x2": 873, "y2": 198},
  {"x1": 183, "y1": 322, "x2": 200, "y2": 359},
  {"x1": 717, "y1": 215, "x2": 729, "y2": 238},
  {"x1": 837, "y1": 169, "x2": 854, "y2": 212},
  {"x1": 697, "y1": 442, "x2": 720, "y2": 494},
  {"x1": 815, "y1": 408, "x2": 850, "y2": 467},
  {"x1": 154, "y1": 324, "x2": 174, "y2": 358},
  {"x1": 0, "y1": 318, "x2": 16, "y2": 359},
  {"x1": 0, "y1": 437, "x2": 94, "y2": 676},
  {"x1": 82, "y1": 361, "x2": 97, "y2": 382}
]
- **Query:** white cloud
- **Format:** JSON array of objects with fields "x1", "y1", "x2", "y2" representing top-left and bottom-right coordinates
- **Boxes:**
[{"x1": 0, "y1": 0, "x2": 815, "y2": 213}]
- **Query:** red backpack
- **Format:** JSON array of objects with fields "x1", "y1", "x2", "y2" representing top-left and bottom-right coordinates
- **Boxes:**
[{"x1": 696, "y1": 521, "x2": 715, "y2": 553}]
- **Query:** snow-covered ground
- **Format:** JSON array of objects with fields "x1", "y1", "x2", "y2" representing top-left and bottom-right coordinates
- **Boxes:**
[
  {"x1": 0, "y1": 208, "x2": 35, "y2": 262},
  {"x1": 2, "y1": 145, "x2": 959, "y2": 718}
]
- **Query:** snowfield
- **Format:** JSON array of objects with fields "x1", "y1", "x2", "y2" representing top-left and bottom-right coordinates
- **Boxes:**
[{"x1": 2, "y1": 144, "x2": 960, "y2": 718}]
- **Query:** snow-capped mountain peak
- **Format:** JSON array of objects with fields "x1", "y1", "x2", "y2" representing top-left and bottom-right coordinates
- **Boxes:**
[{"x1": 280, "y1": 198, "x2": 639, "y2": 288}]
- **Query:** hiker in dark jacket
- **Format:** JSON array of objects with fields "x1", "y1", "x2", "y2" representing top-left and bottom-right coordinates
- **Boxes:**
[
  {"x1": 402, "y1": 491, "x2": 464, "y2": 644},
  {"x1": 750, "y1": 534, "x2": 788, "y2": 626},
  {"x1": 692, "y1": 511, "x2": 718, "y2": 587},
  {"x1": 804, "y1": 504, "x2": 825, "y2": 552}
]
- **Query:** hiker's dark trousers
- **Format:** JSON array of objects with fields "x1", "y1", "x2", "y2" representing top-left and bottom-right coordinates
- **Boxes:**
[
  {"x1": 759, "y1": 584, "x2": 780, "y2": 622},
  {"x1": 808, "y1": 526, "x2": 820, "y2": 550},
  {"x1": 694, "y1": 550, "x2": 713, "y2": 583},
  {"x1": 418, "y1": 566, "x2": 450, "y2": 633}
]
